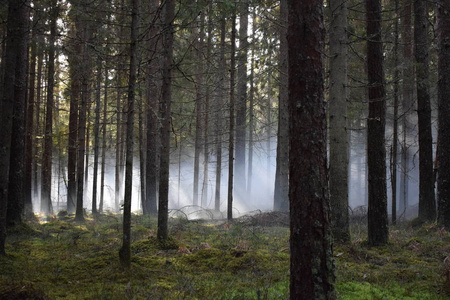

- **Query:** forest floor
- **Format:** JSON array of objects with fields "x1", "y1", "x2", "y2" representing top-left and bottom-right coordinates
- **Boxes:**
[{"x1": 0, "y1": 210, "x2": 449, "y2": 299}]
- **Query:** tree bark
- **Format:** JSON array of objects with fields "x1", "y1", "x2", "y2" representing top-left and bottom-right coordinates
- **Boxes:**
[
  {"x1": 234, "y1": 0, "x2": 248, "y2": 202},
  {"x1": 41, "y1": 0, "x2": 58, "y2": 215},
  {"x1": 7, "y1": 0, "x2": 30, "y2": 226},
  {"x1": 414, "y1": 0, "x2": 436, "y2": 222},
  {"x1": 0, "y1": 0, "x2": 30, "y2": 254},
  {"x1": 157, "y1": 0, "x2": 175, "y2": 241},
  {"x1": 119, "y1": 0, "x2": 140, "y2": 267},
  {"x1": 145, "y1": 0, "x2": 160, "y2": 217},
  {"x1": 287, "y1": 0, "x2": 335, "y2": 298},
  {"x1": 329, "y1": 0, "x2": 350, "y2": 242},
  {"x1": 274, "y1": 0, "x2": 289, "y2": 212},
  {"x1": 227, "y1": 13, "x2": 236, "y2": 221},
  {"x1": 366, "y1": 0, "x2": 388, "y2": 246},
  {"x1": 92, "y1": 60, "x2": 102, "y2": 215},
  {"x1": 437, "y1": 0, "x2": 450, "y2": 229}
]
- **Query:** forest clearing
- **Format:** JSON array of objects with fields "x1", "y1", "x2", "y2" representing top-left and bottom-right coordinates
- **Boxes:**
[{"x1": 1, "y1": 211, "x2": 449, "y2": 299}]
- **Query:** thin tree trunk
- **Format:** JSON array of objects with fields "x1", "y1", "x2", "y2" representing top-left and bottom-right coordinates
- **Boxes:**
[
  {"x1": 400, "y1": 0, "x2": 413, "y2": 214},
  {"x1": 247, "y1": 12, "x2": 255, "y2": 199},
  {"x1": 119, "y1": 0, "x2": 140, "y2": 267},
  {"x1": 235, "y1": 0, "x2": 248, "y2": 203},
  {"x1": 145, "y1": 0, "x2": 160, "y2": 217},
  {"x1": 100, "y1": 67, "x2": 108, "y2": 213},
  {"x1": 215, "y1": 15, "x2": 226, "y2": 212},
  {"x1": 193, "y1": 10, "x2": 205, "y2": 207},
  {"x1": 157, "y1": 0, "x2": 175, "y2": 241},
  {"x1": 273, "y1": 0, "x2": 289, "y2": 212},
  {"x1": 41, "y1": 0, "x2": 58, "y2": 215},
  {"x1": 391, "y1": 0, "x2": 399, "y2": 224},
  {"x1": 227, "y1": 13, "x2": 236, "y2": 221},
  {"x1": 92, "y1": 60, "x2": 102, "y2": 215}
]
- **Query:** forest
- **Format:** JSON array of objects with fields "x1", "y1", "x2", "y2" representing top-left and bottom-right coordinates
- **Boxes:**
[{"x1": 2, "y1": 0, "x2": 450, "y2": 299}]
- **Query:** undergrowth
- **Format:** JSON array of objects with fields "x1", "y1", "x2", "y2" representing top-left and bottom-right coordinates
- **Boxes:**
[{"x1": 0, "y1": 213, "x2": 449, "y2": 299}]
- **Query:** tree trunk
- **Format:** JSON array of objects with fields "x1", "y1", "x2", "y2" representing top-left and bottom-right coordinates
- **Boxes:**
[
  {"x1": 366, "y1": 0, "x2": 388, "y2": 246},
  {"x1": 0, "y1": 0, "x2": 30, "y2": 254},
  {"x1": 227, "y1": 13, "x2": 236, "y2": 221},
  {"x1": 157, "y1": 0, "x2": 175, "y2": 241},
  {"x1": 234, "y1": 0, "x2": 248, "y2": 202},
  {"x1": 193, "y1": 10, "x2": 205, "y2": 207},
  {"x1": 414, "y1": 0, "x2": 436, "y2": 222},
  {"x1": 400, "y1": 0, "x2": 413, "y2": 214},
  {"x1": 7, "y1": 0, "x2": 30, "y2": 226},
  {"x1": 287, "y1": 0, "x2": 335, "y2": 298},
  {"x1": 391, "y1": 0, "x2": 400, "y2": 224},
  {"x1": 67, "y1": 41, "x2": 80, "y2": 214},
  {"x1": 92, "y1": 60, "x2": 102, "y2": 215},
  {"x1": 145, "y1": 0, "x2": 160, "y2": 217},
  {"x1": 119, "y1": 0, "x2": 140, "y2": 267},
  {"x1": 215, "y1": 15, "x2": 226, "y2": 212},
  {"x1": 41, "y1": 0, "x2": 58, "y2": 215},
  {"x1": 100, "y1": 67, "x2": 108, "y2": 213},
  {"x1": 25, "y1": 18, "x2": 37, "y2": 216},
  {"x1": 329, "y1": 0, "x2": 350, "y2": 242},
  {"x1": 273, "y1": 0, "x2": 289, "y2": 212},
  {"x1": 437, "y1": 0, "x2": 450, "y2": 229}
]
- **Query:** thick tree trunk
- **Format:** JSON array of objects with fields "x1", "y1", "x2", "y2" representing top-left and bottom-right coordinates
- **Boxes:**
[
  {"x1": 157, "y1": 0, "x2": 175, "y2": 241},
  {"x1": 437, "y1": 0, "x2": 450, "y2": 229},
  {"x1": 414, "y1": 0, "x2": 436, "y2": 222},
  {"x1": 119, "y1": 0, "x2": 140, "y2": 267},
  {"x1": 329, "y1": 0, "x2": 350, "y2": 242},
  {"x1": 0, "y1": 0, "x2": 30, "y2": 254},
  {"x1": 366, "y1": 0, "x2": 388, "y2": 246},
  {"x1": 287, "y1": 0, "x2": 335, "y2": 298},
  {"x1": 273, "y1": 0, "x2": 289, "y2": 212},
  {"x1": 7, "y1": 0, "x2": 30, "y2": 226}
]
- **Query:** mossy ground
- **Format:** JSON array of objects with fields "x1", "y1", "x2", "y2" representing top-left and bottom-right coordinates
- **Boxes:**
[{"x1": 0, "y1": 213, "x2": 449, "y2": 299}]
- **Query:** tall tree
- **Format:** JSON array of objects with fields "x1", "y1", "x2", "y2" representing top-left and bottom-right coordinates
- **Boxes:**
[
  {"x1": 227, "y1": 12, "x2": 236, "y2": 221},
  {"x1": 366, "y1": 0, "x2": 388, "y2": 246},
  {"x1": 287, "y1": 0, "x2": 335, "y2": 298},
  {"x1": 119, "y1": 0, "x2": 140, "y2": 267},
  {"x1": 193, "y1": 8, "x2": 205, "y2": 207},
  {"x1": 0, "y1": 0, "x2": 30, "y2": 254},
  {"x1": 414, "y1": 0, "x2": 436, "y2": 222},
  {"x1": 92, "y1": 60, "x2": 102, "y2": 215},
  {"x1": 437, "y1": 0, "x2": 450, "y2": 229},
  {"x1": 329, "y1": 0, "x2": 350, "y2": 242},
  {"x1": 400, "y1": 0, "x2": 413, "y2": 213},
  {"x1": 157, "y1": 0, "x2": 175, "y2": 241},
  {"x1": 273, "y1": 0, "x2": 289, "y2": 212},
  {"x1": 7, "y1": 0, "x2": 30, "y2": 226},
  {"x1": 215, "y1": 13, "x2": 226, "y2": 212},
  {"x1": 391, "y1": 0, "x2": 400, "y2": 224},
  {"x1": 234, "y1": 0, "x2": 248, "y2": 202},
  {"x1": 41, "y1": 0, "x2": 58, "y2": 215},
  {"x1": 144, "y1": 0, "x2": 160, "y2": 217}
]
